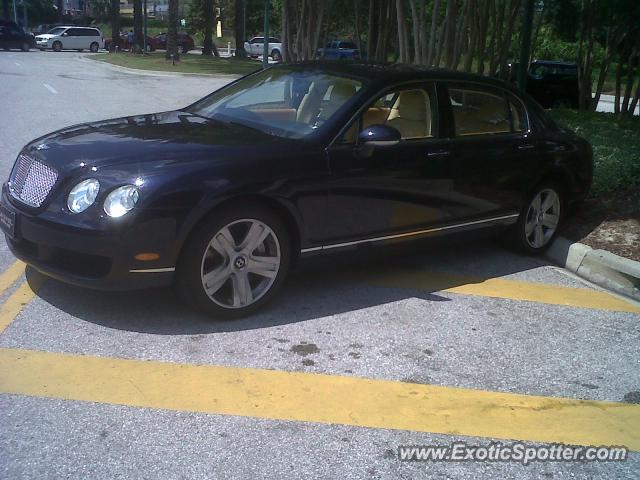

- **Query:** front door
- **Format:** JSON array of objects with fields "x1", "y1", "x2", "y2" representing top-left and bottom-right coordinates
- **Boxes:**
[{"x1": 325, "y1": 83, "x2": 456, "y2": 244}]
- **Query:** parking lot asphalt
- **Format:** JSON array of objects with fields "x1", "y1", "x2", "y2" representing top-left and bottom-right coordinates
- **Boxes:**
[{"x1": 0, "y1": 51, "x2": 639, "y2": 479}]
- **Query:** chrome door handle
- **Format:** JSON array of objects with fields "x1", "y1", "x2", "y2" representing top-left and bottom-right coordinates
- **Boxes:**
[{"x1": 427, "y1": 150, "x2": 450, "y2": 157}]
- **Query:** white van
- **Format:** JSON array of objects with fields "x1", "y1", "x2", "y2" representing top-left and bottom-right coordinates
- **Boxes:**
[{"x1": 35, "y1": 26, "x2": 103, "y2": 52}]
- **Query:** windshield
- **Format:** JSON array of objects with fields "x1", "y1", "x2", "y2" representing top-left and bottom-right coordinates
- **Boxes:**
[
  {"x1": 187, "y1": 68, "x2": 364, "y2": 139},
  {"x1": 47, "y1": 27, "x2": 66, "y2": 35}
]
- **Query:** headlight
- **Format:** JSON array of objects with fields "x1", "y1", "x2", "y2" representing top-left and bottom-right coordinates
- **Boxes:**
[
  {"x1": 67, "y1": 179, "x2": 100, "y2": 213},
  {"x1": 103, "y1": 185, "x2": 139, "y2": 217}
]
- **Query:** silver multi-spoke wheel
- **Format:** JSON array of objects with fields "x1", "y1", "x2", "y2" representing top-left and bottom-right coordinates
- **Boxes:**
[
  {"x1": 200, "y1": 219, "x2": 281, "y2": 309},
  {"x1": 524, "y1": 188, "x2": 561, "y2": 249}
]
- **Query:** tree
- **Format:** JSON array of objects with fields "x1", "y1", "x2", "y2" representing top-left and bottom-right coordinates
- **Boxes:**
[
  {"x1": 202, "y1": 0, "x2": 220, "y2": 56},
  {"x1": 234, "y1": 0, "x2": 247, "y2": 57},
  {"x1": 110, "y1": 0, "x2": 120, "y2": 52},
  {"x1": 133, "y1": 0, "x2": 143, "y2": 53},
  {"x1": 2, "y1": 0, "x2": 10, "y2": 20},
  {"x1": 166, "y1": 0, "x2": 180, "y2": 60}
]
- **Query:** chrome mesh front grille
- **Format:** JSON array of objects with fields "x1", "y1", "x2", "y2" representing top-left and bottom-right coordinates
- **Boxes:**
[{"x1": 9, "y1": 154, "x2": 58, "y2": 207}]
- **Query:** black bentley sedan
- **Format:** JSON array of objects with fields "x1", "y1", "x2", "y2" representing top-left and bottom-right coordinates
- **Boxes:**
[{"x1": 1, "y1": 63, "x2": 592, "y2": 318}]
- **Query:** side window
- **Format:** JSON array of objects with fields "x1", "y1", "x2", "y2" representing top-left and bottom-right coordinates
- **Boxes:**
[
  {"x1": 341, "y1": 85, "x2": 436, "y2": 143},
  {"x1": 508, "y1": 95, "x2": 528, "y2": 133},
  {"x1": 449, "y1": 86, "x2": 511, "y2": 136},
  {"x1": 67, "y1": 28, "x2": 81, "y2": 36},
  {"x1": 88, "y1": 29, "x2": 100, "y2": 37}
]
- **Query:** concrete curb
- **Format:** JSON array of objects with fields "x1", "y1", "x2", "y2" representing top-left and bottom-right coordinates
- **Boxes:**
[
  {"x1": 546, "y1": 236, "x2": 640, "y2": 301},
  {"x1": 82, "y1": 55, "x2": 242, "y2": 79}
]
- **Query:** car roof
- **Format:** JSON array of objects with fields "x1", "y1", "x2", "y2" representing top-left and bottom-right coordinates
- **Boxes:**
[{"x1": 278, "y1": 61, "x2": 514, "y2": 90}]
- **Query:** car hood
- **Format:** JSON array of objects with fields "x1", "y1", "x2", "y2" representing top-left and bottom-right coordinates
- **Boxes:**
[
  {"x1": 22, "y1": 110, "x2": 293, "y2": 177},
  {"x1": 36, "y1": 34, "x2": 58, "y2": 39}
]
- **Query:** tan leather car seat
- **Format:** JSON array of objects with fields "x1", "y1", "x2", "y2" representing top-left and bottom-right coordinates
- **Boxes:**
[
  {"x1": 386, "y1": 90, "x2": 431, "y2": 139},
  {"x1": 321, "y1": 82, "x2": 357, "y2": 119}
]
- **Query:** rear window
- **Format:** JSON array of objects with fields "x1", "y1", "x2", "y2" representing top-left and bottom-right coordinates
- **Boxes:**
[{"x1": 339, "y1": 41, "x2": 357, "y2": 49}]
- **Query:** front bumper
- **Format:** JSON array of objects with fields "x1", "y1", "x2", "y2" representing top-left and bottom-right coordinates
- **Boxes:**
[{"x1": 2, "y1": 187, "x2": 176, "y2": 291}]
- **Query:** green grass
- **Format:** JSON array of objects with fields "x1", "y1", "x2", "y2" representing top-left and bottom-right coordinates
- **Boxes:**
[
  {"x1": 550, "y1": 109, "x2": 640, "y2": 197},
  {"x1": 91, "y1": 51, "x2": 261, "y2": 76}
]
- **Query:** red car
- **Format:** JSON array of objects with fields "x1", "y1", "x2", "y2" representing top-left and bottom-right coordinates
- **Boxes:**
[
  {"x1": 104, "y1": 33, "x2": 159, "y2": 52},
  {"x1": 153, "y1": 32, "x2": 194, "y2": 53}
]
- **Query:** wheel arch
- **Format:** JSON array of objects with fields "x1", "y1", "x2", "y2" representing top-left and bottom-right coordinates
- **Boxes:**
[{"x1": 177, "y1": 193, "x2": 303, "y2": 267}]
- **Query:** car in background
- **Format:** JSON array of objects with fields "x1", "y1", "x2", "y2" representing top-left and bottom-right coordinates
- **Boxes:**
[
  {"x1": 317, "y1": 40, "x2": 361, "y2": 60},
  {"x1": 0, "y1": 21, "x2": 35, "y2": 51},
  {"x1": 244, "y1": 36, "x2": 282, "y2": 62},
  {"x1": 104, "y1": 33, "x2": 160, "y2": 52},
  {"x1": 505, "y1": 60, "x2": 579, "y2": 108},
  {"x1": 35, "y1": 26, "x2": 103, "y2": 52},
  {"x1": 153, "y1": 32, "x2": 194, "y2": 53}
]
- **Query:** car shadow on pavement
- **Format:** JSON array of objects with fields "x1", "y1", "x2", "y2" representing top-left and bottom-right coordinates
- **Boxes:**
[{"x1": 29, "y1": 234, "x2": 551, "y2": 335}]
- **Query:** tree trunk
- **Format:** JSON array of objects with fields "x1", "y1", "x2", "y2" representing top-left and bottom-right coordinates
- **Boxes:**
[
  {"x1": 133, "y1": 0, "x2": 143, "y2": 53},
  {"x1": 621, "y1": 48, "x2": 639, "y2": 115},
  {"x1": 202, "y1": 0, "x2": 214, "y2": 56},
  {"x1": 408, "y1": 0, "x2": 421, "y2": 64},
  {"x1": 110, "y1": 0, "x2": 120, "y2": 52},
  {"x1": 354, "y1": 0, "x2": 363, "y2": 55},
  {"x1": 395, "y1": 0, "x2": 409, "y2": 63},
  {"x1": 166, "y1": 0, "x2": 179, "y2": 60},
  {"x1": 2, "y1": 0, "x2": 10, "y2": 20},
  {"x1": 426, "y1": 0, "x2": 441, "y2": 66},
  {"x1": 234, "y1": 0, "x2": 246, "y2": 58}
]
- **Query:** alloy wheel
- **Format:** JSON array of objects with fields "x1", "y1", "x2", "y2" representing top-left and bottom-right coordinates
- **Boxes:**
[
  {"x1": 200, "y1": 219, "x2": 281, "y2": 309},
  {"x1": 524, "y1": 188, "x2": 561, "y2": 249}
]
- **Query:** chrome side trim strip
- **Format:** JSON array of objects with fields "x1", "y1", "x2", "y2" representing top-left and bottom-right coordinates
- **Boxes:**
[
  {"x1": 129, "y1": 267, "x2": 176, "y2": 273},
  {"x1": 300, "y1": 214, "x2": 519, "y2": 253}
]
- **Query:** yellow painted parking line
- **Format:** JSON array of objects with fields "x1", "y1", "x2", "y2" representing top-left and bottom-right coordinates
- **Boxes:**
[
  {"x1": 0, "y1": 261, "x2": 25, "y2": 296},
  {"x1": 0, "y1": 275, "x2": 46, "y2": 335},
  {"x1": 1, "y1": 348, "x2": 638, "y2": 450},
  {"x1": 360, "y1": 269, "x2": 640, "y2": 313}
]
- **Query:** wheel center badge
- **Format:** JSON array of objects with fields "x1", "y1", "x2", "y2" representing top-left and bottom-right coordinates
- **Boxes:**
[{"x1": 234, "y1": 256, "x2": 247, "y2": 269}]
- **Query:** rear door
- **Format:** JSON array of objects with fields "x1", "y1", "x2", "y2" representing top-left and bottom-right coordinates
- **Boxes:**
[{"x1": 442, "y1": 82, "x2": 538, "y2": 221}]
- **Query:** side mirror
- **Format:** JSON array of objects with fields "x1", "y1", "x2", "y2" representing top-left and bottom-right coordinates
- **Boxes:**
[
  {"x1": 358, "y1": 124, "x2": 401, "y2": 147},
  {"x1": 61, "y1": 32, "x2": 68, "y2": 37}
]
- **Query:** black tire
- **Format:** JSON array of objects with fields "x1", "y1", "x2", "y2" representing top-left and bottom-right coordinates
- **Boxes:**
[
  {"x1": 21, "y1": 42, "x2": 30, "y2": 52},
  {"x1": 52, "y1": 41, "x2": 62, "y2": 52},
  {"x1": 176, "y1": 204, "x2": 292, "y2": 319},
  {"x1": 90, "y1": 42, "x2": 99, "y2": 53},
  {"x1": 271, "y1": 49, "x2": 282, "y2": 62},
  {"x1": 509, "y1": 182, "x2": 565, "y2": 255}
]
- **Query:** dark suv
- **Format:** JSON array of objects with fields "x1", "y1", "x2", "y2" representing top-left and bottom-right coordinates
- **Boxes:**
[
  {"x1": 505, "y1": 60, "x2": 579, "y2": 109},
  {"x1": 0, "y1": 21, "x2": 35, "y2": 52}
]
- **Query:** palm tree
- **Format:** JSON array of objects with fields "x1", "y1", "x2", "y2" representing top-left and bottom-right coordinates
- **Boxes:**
[
  {"x1": 133, "y1": 0, "x2": 144, "y2": 53},
  {"x1": 110, "y1": 0, "x2": 120, "y2": 52},
  {"x1": 166, "y1": 0, "x2": 179, "y2": 60}
]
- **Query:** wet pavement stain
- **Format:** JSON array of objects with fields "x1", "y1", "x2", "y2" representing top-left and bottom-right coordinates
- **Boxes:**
[
  {"x1": 301, "y1": 359, "x2": 315, "y2": 366},
  {"x1": 290, "y1": 342, "x2": 320, "y2": 356},
  {"x1": 623, "y1": 391, "x2": 640, "y2": 404},
  {"x1": 348, "y1": 352, "x2": 361, "y2": 359}
]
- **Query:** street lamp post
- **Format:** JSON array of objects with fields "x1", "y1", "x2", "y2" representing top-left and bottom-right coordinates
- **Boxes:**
[
  {"x1": 12, "y1": 0, "x2": 17, "y2": 23},
  {"x1": 517, "y1": 0, "x2": 535, "y2": 92},
  {"x1": 262, "y1": 0, "x2": 269, "y2": 69}
]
